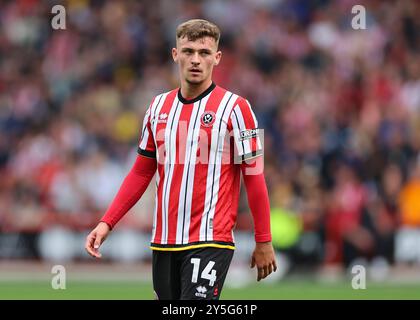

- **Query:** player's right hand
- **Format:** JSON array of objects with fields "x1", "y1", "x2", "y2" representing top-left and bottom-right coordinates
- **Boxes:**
[{"x1": 85, "y1": 222, "x2": 111, "y2": 258}]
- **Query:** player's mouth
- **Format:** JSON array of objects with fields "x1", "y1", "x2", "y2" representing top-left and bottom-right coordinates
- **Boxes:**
[{"x1": 189, "y1": 68, "x2": 202, "y2": 75}]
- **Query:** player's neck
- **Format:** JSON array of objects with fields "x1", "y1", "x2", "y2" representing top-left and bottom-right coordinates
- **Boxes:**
[{"x1": 180, "y1": 79, "x2": 213, "y2": 101}]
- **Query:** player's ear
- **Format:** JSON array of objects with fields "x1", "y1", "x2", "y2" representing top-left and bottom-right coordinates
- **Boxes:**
[
  {"x1": 172, "y1": 48, "x2": 178, "y2": 63},
  {"x1": 214, "y1": 50, "x2": 222, "y2": 66}
]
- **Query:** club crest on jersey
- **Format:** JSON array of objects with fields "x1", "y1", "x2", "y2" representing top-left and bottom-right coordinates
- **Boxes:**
[{"x1": 201, "y1": 111, "x2": 216, "y2": 127}]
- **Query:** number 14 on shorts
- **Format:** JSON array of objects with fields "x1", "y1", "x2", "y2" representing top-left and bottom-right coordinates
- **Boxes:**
[{"x1": 190, "y1": 258, "x2": 216, "y2": 286}]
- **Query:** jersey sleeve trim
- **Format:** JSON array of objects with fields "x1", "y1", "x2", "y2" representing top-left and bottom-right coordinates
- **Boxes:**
[{"x1": 137, "y1": 147, "x2": 156, "y2": 158}]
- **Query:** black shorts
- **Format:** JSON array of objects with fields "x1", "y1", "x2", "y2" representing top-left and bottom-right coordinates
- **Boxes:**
[{"x1": 152, "y1": 247, "x2": 234, "y2": 300}]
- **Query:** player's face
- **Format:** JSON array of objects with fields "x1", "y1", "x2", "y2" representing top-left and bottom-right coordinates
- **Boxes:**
[{"x1": 172, "y1": 36, "x2": 221, "y2": 85}]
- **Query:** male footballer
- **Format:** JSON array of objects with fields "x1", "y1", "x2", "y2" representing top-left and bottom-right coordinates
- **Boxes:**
[{"x1": 85, "y1": 19, "x2": 277, "y2": 300}]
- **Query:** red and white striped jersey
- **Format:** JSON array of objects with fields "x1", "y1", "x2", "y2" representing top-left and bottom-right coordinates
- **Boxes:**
[{"x1": 138, "y1": 83, "x2": 262, "y2": 251}]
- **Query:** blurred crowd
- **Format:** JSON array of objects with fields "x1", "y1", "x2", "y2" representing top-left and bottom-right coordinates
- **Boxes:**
[{"x1": 1, "y1": 0, "x2": 420, "y2": 268}]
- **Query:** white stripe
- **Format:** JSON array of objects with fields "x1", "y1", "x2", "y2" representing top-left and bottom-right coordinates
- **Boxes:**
[
  {"x1": 233, "y1": 105, "x2": 252, "y2": 155},
  {"x1": 200, "y1": 92, "x2": 238, "y2": 241},
  {"x1": 161, "y1": 97, "x2": 182, "y2": 244},
  {"x1": 176, "y1": 95, "x2": 210, "y2": 244}
]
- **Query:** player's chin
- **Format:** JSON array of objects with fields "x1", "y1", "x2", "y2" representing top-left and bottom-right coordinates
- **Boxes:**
[{"x1": 186, "y1": 77, "x2": 204, "y2": 85}]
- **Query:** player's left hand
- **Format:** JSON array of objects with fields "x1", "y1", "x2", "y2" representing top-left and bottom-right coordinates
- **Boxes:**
[{"x1": 251, "y1": 242, "x2": 277, "y2": 281}]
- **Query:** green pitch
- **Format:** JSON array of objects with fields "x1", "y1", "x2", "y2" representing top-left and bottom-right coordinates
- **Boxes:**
[{"x1": 1, "y1": 280, "x2": 420, "y2": 300}]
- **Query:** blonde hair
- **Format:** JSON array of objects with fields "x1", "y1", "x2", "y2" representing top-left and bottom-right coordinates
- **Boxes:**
[{"x1": 176, "y1": 19, "x2": 220, "y2": 45}]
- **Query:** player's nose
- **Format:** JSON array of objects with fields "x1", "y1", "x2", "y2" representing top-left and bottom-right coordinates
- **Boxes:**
[{"x1": 191, "y1": 52, "x2": 200, "y2": 64}]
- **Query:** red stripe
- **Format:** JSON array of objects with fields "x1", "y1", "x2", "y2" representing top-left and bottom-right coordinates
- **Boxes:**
[
  {"x1": 189, "y1": 86, "x2": 227, "y2": 242},
  {"x1": 152, "y1": 90, "x2": 177, "y2": 244}
]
